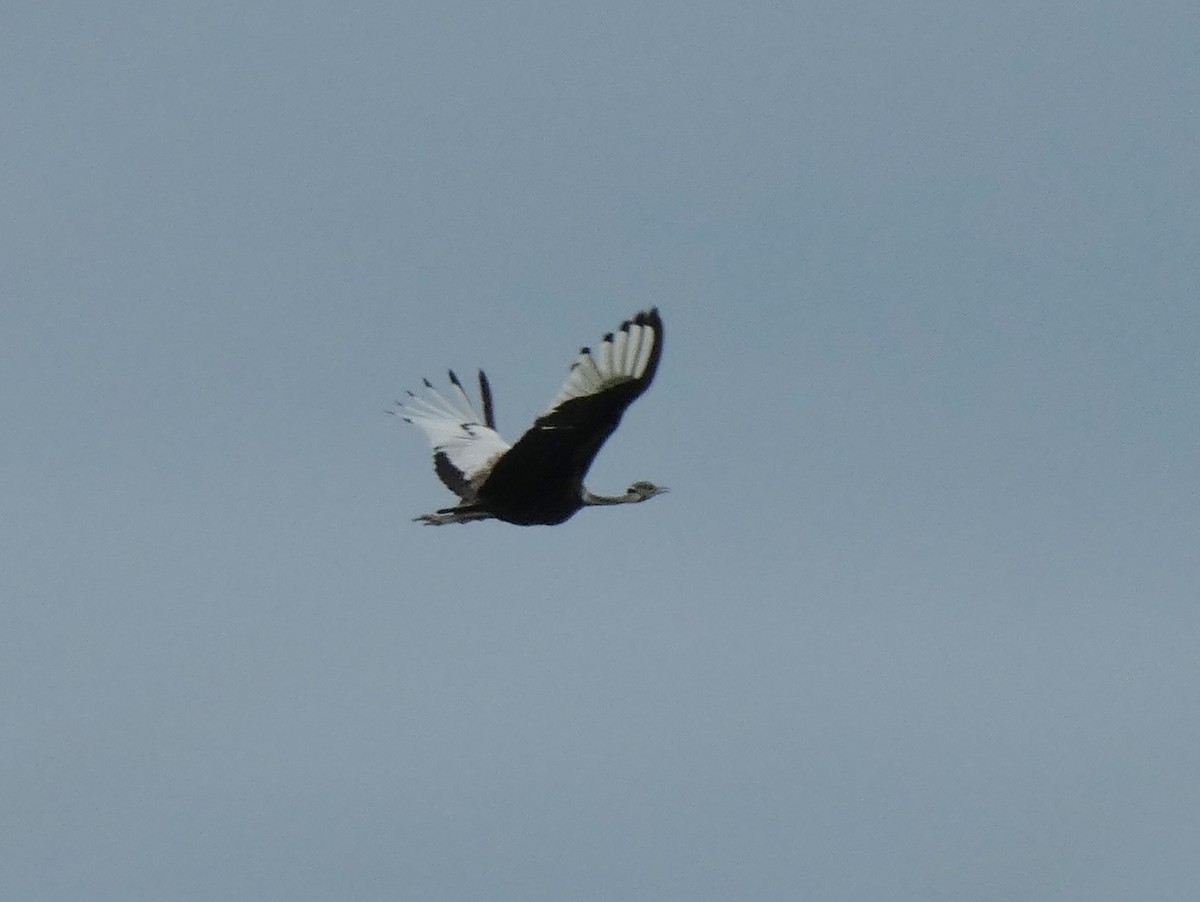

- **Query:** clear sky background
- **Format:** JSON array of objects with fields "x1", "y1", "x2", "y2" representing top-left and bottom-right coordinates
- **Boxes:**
[{"x1": 3, "y1": 2, "x2": 1198, "y2": 900}]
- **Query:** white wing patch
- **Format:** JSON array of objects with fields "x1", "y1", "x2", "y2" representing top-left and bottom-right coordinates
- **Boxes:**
[
  {"x1": 393, "y1": 375, "x2": 510, "y2": 486},
  {"x1": 547, "y1": 317, "x2": 659, "y2": 410}
]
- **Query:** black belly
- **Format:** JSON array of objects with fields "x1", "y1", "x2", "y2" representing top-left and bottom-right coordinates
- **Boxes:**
[{"x1": 486, "y1": 493, "x2": 581, "y2": 526}]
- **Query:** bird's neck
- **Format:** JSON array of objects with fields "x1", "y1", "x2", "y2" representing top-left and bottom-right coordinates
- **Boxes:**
[{"x1": 581, "y1": 489, "x2": 637, "y2": 506}]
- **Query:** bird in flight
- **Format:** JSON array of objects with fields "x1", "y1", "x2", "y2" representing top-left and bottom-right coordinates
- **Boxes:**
[{"x1": 393, "y1": 308, "x2": 667, "y2": 526}]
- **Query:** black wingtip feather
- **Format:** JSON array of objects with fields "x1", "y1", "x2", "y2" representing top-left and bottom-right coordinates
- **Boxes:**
[
  {"x1": 478, "y1": 369, "x2": 495, "y2": 429},
  {"x1": 448, "y1": 369, "x2": 463, "y2": 388}
]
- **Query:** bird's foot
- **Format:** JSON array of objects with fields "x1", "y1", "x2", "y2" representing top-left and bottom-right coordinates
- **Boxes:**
[{"x1": 413, "y1": 511, "x2": 458, "y2": 525}]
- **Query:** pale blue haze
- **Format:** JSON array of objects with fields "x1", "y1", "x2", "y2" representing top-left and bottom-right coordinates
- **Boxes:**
[{"x1": 3, "y1": 2, "x2": 1198, "y2": 900}]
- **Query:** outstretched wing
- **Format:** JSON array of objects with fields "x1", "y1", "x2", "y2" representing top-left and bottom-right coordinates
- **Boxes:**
[
  {"x1": 393, "y1": 369, "x2": 510, "y2": 500},
  {"x1": 480, "y1": 308, "x2": 663, "y2": 499}
]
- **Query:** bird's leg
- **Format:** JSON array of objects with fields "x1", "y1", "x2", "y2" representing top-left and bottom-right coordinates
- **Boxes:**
[{"x1": 413, "y1": 506, "x2": 493, "y2": 525}]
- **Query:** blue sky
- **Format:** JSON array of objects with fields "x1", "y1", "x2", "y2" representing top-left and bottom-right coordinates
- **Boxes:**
[{"x1": 3, "y1": 2, "x2": 1199, "y2": 900}]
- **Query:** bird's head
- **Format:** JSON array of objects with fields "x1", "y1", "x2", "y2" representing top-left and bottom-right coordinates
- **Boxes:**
[{"x1": 628, "y1": 481, "x2": 669, "y2": 502}]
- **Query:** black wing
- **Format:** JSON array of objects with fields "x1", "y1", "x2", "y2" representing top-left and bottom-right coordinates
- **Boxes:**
[{"x1": 479, "y1": 308, "x2": 663, "y2": 502}]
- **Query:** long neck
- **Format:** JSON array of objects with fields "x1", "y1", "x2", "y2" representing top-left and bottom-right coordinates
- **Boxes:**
[{"x1": 581, "y1": 488, "x2": 637, "y2": 506}]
